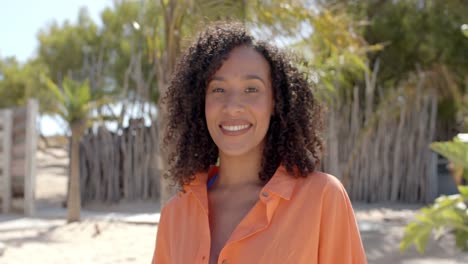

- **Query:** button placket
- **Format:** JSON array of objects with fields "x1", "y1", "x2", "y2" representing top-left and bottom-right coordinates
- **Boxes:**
[
  {"x1": 218, "y1": 249, "x2": 229, "y2": 264},
  {"x1": 197, "y1": 243, "x2": 210, "y2": 263},
  {"x1": 216, "y1": 191, "x2": 279, "y2": 264},
  {"x1": 196, "y1": 243, "x2": 210, "y2": 263},
  {"x1": 196, "y1": 211, "x2": 211, "y2": 264}
]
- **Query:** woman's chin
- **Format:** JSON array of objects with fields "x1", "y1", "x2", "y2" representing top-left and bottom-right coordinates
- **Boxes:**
[
  {"x1": 217, "y1": 142, "x2": 265, "y2": 159},
  {"x1": 218, "y1": 147, "x2": 251, "y2": 158}
]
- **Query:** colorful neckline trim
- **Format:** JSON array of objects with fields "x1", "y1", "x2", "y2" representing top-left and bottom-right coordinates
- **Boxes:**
[{"x1": 207, "y1": 173, "x2": 218, "y2": 189}]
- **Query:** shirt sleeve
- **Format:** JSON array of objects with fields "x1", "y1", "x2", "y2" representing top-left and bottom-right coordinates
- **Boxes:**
[
  {"x1": 152, "y1": 206, "x2": 171, "y2": 264},
  {"x1": 318, "y1": 177, "x2": 367, "y2": 264}
]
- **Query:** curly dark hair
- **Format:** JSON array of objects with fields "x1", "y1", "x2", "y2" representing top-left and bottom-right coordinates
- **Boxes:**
[{"x1": 163, "y1": 22, "x2": 324, "y2": 187}]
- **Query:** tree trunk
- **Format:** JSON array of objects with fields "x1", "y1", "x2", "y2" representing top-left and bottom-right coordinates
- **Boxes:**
[{"x1": 67, "y1": 120, "x2": 85, "y2": 222}]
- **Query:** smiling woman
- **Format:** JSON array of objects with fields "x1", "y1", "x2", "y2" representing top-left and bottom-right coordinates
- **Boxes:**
[{"x1": 152, "y1": 22, "x2": 367, "y2": 264}]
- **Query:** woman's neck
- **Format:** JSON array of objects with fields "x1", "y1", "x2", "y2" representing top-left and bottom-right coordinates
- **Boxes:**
[{"x1": 215, "y1": 148, "x2": 264, "y2": 189}]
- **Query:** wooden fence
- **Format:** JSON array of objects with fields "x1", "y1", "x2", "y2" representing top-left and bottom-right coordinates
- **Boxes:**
[
  {"x1": 79, "y1": 118, "x2": 160, "y2": 204},
  {"x1": 323, "y1": 74, "x2": 439, "y2": 203},
  {"x1": 0, "y1": 99, "x2": 38, "y2": 215}
]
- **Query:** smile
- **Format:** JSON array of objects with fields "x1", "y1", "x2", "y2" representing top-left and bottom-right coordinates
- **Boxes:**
[
  {"x1": 221, "y1": 124, "x2": 251, "y2": 131},
  {"x1": 219, "y1": 122, "x2": 253, "y2": 136}
]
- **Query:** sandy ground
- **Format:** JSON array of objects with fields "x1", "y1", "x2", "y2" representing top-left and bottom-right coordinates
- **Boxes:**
[{"x1": 0, "y1": 147, "x2": 467, "y2": 264}]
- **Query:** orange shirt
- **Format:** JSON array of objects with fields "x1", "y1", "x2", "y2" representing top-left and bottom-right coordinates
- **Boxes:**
[{"x1": 152, "y1": 165, "x2": 367, "y2": 263}]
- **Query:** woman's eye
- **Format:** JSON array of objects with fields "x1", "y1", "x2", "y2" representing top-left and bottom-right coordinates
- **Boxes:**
[
  {"x1": 212, "y1": 87, "x2": 224, "y2": 93},
  {"x1": 245, "y1": 87, "x2": 258, "y2": 93}
]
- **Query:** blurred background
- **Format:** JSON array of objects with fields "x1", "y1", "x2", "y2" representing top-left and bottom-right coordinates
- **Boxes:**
[{"x1": 0, "y1": 0, "x2": 467, "y2": 263}]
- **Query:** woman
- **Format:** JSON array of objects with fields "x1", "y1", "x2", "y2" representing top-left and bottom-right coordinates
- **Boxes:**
[{"x1": 152, "y1": 22, "x2": 366, "y2": 264}]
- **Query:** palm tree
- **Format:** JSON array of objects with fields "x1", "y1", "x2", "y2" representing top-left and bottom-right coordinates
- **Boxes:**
[{"x1": 45, "y1": 77, "x2": 110, "y2": 222}]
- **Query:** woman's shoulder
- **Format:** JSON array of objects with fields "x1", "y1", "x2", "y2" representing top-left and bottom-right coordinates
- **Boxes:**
[
  {"x1": 160, "y1": 171, "x2": 209, "y2": 213},
  {"x1": 301, "y1": 170, "x2": 345, "y2": 190},
  {"x1": 159, "y1": 189, "x2": 190, "y2": 218},
  {"x1": 295, "y1": 170, "x2": 347, "y2": 199}
]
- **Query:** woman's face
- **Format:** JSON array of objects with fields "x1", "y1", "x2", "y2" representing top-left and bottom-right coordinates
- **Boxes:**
[{"x1": 205, "y1": 45, "x2": 274, "y2": 157}]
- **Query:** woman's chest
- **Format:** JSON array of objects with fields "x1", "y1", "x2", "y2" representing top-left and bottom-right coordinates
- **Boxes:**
[
  {"x1": 208, "y1": 193, "x2": 260, "y2": 264},
  {"x1": 168, "y1": 192, "x2": 321, "y2": 264}
]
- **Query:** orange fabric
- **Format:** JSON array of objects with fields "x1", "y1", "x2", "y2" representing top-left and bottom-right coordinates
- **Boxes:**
[{"x1": 152, "y1": 166, "x2": 367, "y2": 264}]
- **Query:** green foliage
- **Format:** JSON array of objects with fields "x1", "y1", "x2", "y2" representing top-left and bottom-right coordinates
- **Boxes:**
[
  {"x1": 36, "y1": 2, "x2": 162, "y2": 103},
  {"x1": 0, "y1": 57, "x2": 32, "y2": 108},
  {"x1": 291, "y1": 6, "x2": 382, "y2": 105},
  {"x1": 0, "y1": 57, "x2": 55, "y2": 111},
  {"x1": 401, "y1": 137, "x2": 468, "y2": 253},
  {"x1": 44, "y1": 76, "x2": 112, "y2": 127},
  {"x1": 37, "y1": 7, "x2": 101, "y2": 84},
  {"x1": 99, "y1": 1, "x2": 155, "y2": 94},
  {"x1": 431, "y1": 138, "x2": 468, "y2": 182},
  {"x1": 462, "y1": 24, "x2": 468, "y2": 38},
  {"x1": 322, "y1": 0, "x2": 468, "y2": 86},
  {"x1": 400, "y1": 189, "x2": 468, "y2": 253},
  {"x1": 319, "y1": 0, "x2": 468, "y2": 134}
]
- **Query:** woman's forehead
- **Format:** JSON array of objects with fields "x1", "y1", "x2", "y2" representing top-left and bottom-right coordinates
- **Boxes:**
[{"x1": 212, "y1": 46, "x2": 271, "y2": 81}]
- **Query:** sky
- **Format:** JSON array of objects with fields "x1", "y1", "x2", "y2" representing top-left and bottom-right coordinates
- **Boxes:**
[
  {"x1": 0, "y1": 0, "x2": 113, "y2": 136},
  {"x1": 0, "y1": 0, "x2": 112, "y2": 62}
]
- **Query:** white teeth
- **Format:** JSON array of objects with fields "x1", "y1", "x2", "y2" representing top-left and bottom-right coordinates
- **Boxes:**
[{"x1": 222, "y1": 124, "x2": 250, "y2": 131}]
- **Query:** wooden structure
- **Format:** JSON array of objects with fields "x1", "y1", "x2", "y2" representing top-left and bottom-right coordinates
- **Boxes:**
[
  {"x1": 0, "y1": 99, "x2": 38, "y2": 215},
  {"x1": 0, "y1": 109, "x2": 12, "y2": 213},
  {"x1": 323, "y1": 73, "x2": 439, "y2": 203},
  {"x1": 79, "y1": 118, "x2": 160, "y2": 204}
]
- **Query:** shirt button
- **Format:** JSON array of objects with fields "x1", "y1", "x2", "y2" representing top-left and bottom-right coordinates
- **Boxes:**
[{"x1": 262, "y1": 191, "x2": 269, "y2": 197}]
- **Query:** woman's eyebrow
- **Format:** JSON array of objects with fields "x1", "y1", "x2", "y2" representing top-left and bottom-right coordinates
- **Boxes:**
[
  {"x1": 210, "y1": 74, "x2": 267, "y2": 85},
  {"x1": 210, "y1": 76, "x2": 225, "y2": 82},
  {"x1": 243, "y1": 74, "x2": 266, "y2": 86}
]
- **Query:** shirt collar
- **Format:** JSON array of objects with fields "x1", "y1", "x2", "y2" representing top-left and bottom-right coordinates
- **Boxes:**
[
  {"x1": 185, "y1": 164, "x2": 298, "y2": 201},
  {"x1": 262, "y1": 165, "x2": 298, "y2": 200},
  {"x1": 185, "y1": 165, "x2": 218, "y2": 187}
]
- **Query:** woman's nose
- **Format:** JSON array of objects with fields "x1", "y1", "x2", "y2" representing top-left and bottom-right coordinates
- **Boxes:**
[{"x1": 222, "y1": 91, "x2": 245, "y2": 115}]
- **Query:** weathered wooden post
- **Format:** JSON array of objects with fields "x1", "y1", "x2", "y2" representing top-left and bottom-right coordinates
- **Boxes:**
[
  {"x1": 24, "y1": 99, "x2": 38, "y2": 216},
  {"x1": 0, "y1": 99, "x2": 38, "y2": 215},
  {"x1": 0, "y1": 109, "x2": 12, "y2": 213}
]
